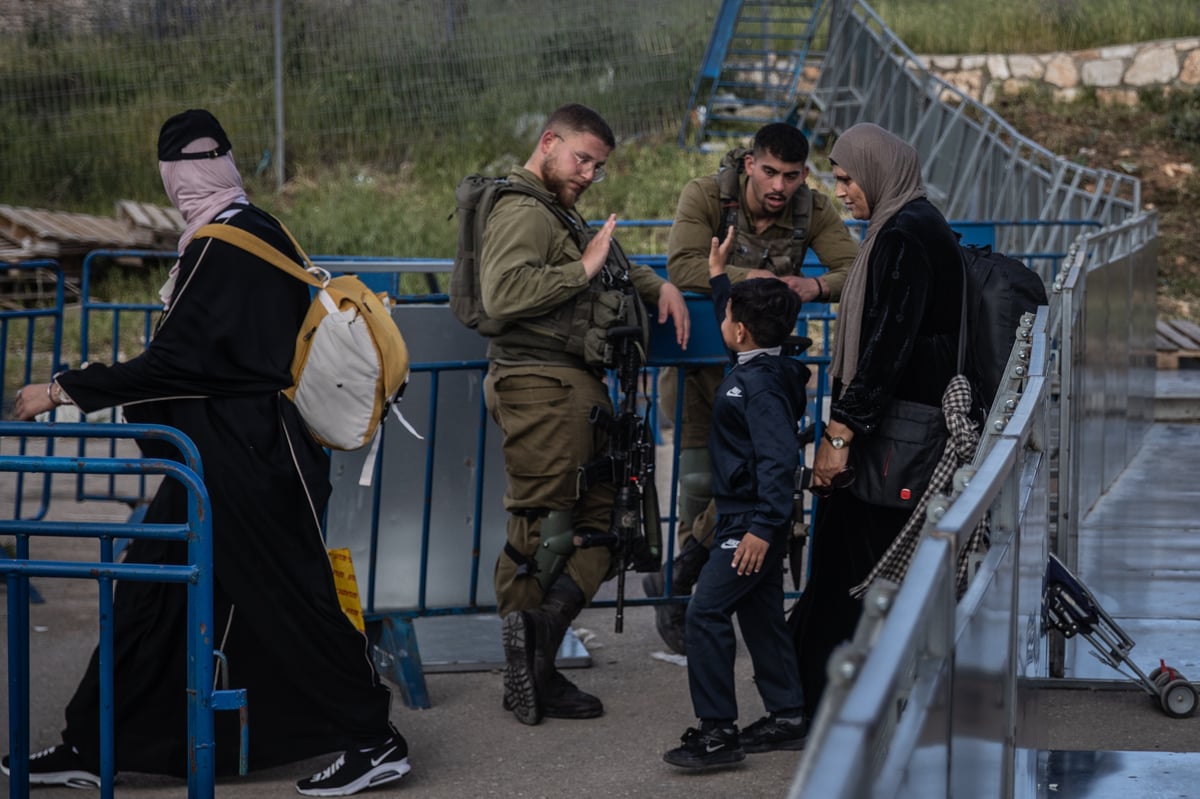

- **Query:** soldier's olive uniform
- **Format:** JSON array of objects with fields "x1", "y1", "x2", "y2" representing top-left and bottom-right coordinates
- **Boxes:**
[
  {"x1": 481, "y1": 167, "x2": 665, "y2": 616},
  {"x1": 662, "y1": 171, "x2": 857, "y2": 552}
]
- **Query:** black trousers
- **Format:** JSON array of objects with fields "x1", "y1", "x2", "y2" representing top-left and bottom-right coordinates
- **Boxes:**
[
  {"x1": 684, "y1": 527, "x2": 804, "y2": 724},
  {"x1": 788, "y1": 491, "x2": 912, "y2": 717}
]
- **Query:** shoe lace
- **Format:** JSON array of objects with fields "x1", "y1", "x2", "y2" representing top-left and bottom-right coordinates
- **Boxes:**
[
  {"x1": 30, "y1": 745, "x2": 65, "y2": 761},
  {"x1": 311, "y1": 753, "x2": 345, "y2": 782}
]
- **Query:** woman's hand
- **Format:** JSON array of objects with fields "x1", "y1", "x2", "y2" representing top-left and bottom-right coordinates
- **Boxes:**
[{"x1": 13, "y1": 383, "x2": 55, "y2": 421}]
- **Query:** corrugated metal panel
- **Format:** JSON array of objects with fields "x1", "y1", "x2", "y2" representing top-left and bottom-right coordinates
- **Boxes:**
[
  {"x1": 114, "y1": 200, "x2": 184, "y2": 249},
  {"x1": 0, "y1": 203, "x2": 182, "y2": 258},
  {"x1": 1156, "y1": 318, "x2": 1200, "y2": 369}
]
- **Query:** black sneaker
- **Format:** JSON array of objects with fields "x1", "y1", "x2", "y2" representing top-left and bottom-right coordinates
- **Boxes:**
[
  {"x1": 295, "y1": 726, "x2": 411, "y2": 796},
  {"x1": 740, "y1": 714, "x2": 809, "y2": 753},
  {"x1": 0, "y1": 743, "x2": 102, "y2": 788},
  {"x1": 663, "y1": 726, "x2": 744, "y2": 769},
  {"x1": 501, "y1": 610, "x2": 542, "y2": 725}
]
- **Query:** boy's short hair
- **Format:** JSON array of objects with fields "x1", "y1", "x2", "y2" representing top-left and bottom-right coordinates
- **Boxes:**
[
  {"x1": 752, "y1": 123, "x2": 809, "y2": 165},
  {"x1": 730, "y1": 278, "x2": 801, "y2": 348}
]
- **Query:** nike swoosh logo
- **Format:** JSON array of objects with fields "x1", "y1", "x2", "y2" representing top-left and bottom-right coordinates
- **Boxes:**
[
  {"x1": 720, "y1": 538, "x2": 740, "y2": 550},
  {"x1": 705, "y1": 743, "x2": 725, "y2": 752},
  {"x1": 370, "y1": 746, "x2": 397, "y2": 767}
]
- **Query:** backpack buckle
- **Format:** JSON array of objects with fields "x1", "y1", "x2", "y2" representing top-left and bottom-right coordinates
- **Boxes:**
[{"x1": 305, "y1": 265, "x2": 332, "y2": 286}]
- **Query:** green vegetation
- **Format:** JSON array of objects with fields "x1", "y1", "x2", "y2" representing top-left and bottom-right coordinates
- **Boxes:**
[
  {"x1": 3, "y1": 0, "x2": 1198, "y2": 295},
  {"x1": 872, "y1": 0, "x2": 1200, "y2": 54}
]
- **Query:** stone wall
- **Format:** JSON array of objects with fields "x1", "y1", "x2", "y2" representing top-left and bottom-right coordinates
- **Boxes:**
[{"x1": 919, "y1": 37, "x2": 1200, "y2": 106}]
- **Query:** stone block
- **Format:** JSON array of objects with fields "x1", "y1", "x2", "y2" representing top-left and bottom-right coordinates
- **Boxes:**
[
  {"x1": 1182, "y1": 50, "x2": 1200, "y2": 85},
  {"x1": 1009, "y1": 55, "x2": 1043, "y2": 79},
  {"x1": 1082, "y1": 59, "x2": 1125, "y2": 88},
  {"x1": 986, "y1": 55, "x2": 1010, "y2": 80},
  {"x1": 1125, "y1": 43, "x2": 1180, "y2": 86},
  {"x1": 1044, "y1": 54, "x2": 1079, "y2": 88}
]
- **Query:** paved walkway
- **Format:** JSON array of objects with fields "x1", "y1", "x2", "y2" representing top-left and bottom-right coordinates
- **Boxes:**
[
  {"x1": 4, "y1": 369, "x2": 1200, "y2": 798},
  {"x1": 1, "y1": 504, "x2": 803, "y2": 799}
]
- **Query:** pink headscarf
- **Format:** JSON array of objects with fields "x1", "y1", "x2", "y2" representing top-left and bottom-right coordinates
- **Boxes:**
[{"x1": 158, "y1": 136, "x2": 248, "y2": 307}]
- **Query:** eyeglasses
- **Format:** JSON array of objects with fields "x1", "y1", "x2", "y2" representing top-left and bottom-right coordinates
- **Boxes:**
[{"x1": 553, "y1": 133, "x2": 606, "y2": 183}]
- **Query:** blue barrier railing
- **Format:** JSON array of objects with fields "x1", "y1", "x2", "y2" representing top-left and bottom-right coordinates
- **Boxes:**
[
  {"x1": 6, "y1": 221, "x2": 1083, "y2": 711},
  {"x1": 0, "y1": 260, "x2": 66, "y2": 522},
  {"x1": 0, "y1": 423, "x2": 245, "y2": 799}
]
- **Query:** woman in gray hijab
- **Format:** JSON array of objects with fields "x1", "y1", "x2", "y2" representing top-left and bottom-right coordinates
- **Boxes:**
[{"x1": 790, "y1": 123, "x2": 964, "y2": 717}]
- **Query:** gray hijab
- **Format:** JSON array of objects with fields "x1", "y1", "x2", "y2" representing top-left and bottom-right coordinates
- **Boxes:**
[{"x1": 827, "y1": 123, "x2": 927, "y2": 393}]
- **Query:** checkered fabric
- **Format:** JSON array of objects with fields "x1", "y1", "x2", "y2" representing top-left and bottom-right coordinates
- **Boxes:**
[{"x1": 850, "y1": 375, "x2": 988, "y2": 599}]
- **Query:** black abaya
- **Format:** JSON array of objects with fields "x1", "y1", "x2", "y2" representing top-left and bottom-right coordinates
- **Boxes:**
[{"x1": 55, "y1": 204, "x2": 391, "y2": 776}]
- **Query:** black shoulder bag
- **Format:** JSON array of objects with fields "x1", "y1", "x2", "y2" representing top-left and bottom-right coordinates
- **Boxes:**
[{"x1": 845, "y1": 254, "x2": 969, "y2": 510}]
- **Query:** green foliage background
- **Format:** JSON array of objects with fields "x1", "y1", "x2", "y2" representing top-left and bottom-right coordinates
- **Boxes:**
[{"x1": 0, "y1": 0, "x2": 1197, "y2": 262}]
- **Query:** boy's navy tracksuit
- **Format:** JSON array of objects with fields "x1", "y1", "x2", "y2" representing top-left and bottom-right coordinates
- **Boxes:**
[{"x1": 684, "y1": 274, "x2": 809, "y2": 724}]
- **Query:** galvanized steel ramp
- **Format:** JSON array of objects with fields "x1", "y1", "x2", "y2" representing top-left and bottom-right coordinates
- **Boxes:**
[{"x1": 679, "y1": 0, "x2": 827, "y2": 148}]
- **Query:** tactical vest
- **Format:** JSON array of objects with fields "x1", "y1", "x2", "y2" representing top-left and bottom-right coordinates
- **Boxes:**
[
  {"x1": 489, "y1": 206, "x2": 647, "y2": 369},
  {"x1": 716, "y1": 148, "x2": 813, "y2": 277}
]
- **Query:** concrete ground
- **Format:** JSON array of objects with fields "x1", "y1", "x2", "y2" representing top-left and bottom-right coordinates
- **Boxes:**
[
  {"x1": 1, "y1": 503, "x2": 805, "y2": 799},
  {"x1": 5, "y1": 368, "x2": 1200, "y2": 798}
]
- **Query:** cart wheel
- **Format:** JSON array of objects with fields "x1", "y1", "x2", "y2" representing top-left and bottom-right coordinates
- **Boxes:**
[
  {"x1": 1160, "y1": 679, "x2": 1198, "y2": 719},
  {"x1": 1148, "y1": 666, "x2": 1163, "y2": 682}
]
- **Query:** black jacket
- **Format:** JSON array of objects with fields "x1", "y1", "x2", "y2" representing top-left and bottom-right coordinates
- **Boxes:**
[
  {"x1": 831, "y1": 197, "x2": 963, "y2": 435},
  {"x1": 708, "y1": 274, "x2": 811, "y2": 543}
]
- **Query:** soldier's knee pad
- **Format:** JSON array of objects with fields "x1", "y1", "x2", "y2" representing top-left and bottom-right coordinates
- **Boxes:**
[
  {"x1": 533, "y1": 510, "x2": 576, "y2": 594},
  {"x1": 677, "y1": 448, "x2": 713, "y2": 528}
]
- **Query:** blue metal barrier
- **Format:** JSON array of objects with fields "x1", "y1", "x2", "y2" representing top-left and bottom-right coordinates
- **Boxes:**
[
  {"x1": 0, "y1": 260, "x2": 66, "y2": 523},
  {"x1": 21, "y1": 221, "x2": 1080, "y2": 712},
  {"x1": 0, "y1": 423, "x2": 245, "y2": 799}
]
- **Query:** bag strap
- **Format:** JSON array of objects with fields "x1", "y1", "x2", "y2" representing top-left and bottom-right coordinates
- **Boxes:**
[
  {"x1": 956, "y1": 245, "x2": 969, "y2": 375},
  {"x1": 495, "y1": 181, "x2": 591, "y2": 249},
  {"x1": 194, "y1": 220, "x2": 331, "y2": 288}
]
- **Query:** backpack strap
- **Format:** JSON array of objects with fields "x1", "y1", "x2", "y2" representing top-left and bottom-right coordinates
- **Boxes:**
[
  {"x1": 194, "y1": 221, "x2": 331, "y2": 289},
  {"x1": 716, "y1": 157, "x2": 742, "y2": 241},
  {"x1": 494, "y1": 181, "x2": 591, "y2": 249},
  {"x1": 957, "y1": 245, "x2": 969, "y2": 375}
]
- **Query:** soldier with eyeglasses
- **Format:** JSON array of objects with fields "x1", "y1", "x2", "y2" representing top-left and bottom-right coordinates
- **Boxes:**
[{"x1": 478, "y1": 103, "x2": 690, "y2": 725}]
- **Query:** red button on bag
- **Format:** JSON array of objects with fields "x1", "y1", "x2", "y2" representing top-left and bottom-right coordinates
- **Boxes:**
[{"x1": 900, "y1": 488, "x2": 911, "y2": 500}]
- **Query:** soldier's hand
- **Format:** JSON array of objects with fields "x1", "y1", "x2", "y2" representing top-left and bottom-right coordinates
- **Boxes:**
[
  {"x1": 581, "y1": 214, "x2": 617, "y2": 279},
  {"x1": 779, "y1": 274, "x2": 824, "y2": 302},
  {"x1": 657, "y1": 281, "x2": 690, "y2": 349}
]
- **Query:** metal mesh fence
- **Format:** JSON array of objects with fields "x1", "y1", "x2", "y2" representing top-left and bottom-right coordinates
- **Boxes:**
[{"x1": 0, "y1": 0, "x2": 714, "y2": 209}]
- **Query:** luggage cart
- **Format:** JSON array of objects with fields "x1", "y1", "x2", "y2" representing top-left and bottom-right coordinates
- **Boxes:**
[{"x1": 1042, "y1": 552, "x2": 1197, "y2": 718}]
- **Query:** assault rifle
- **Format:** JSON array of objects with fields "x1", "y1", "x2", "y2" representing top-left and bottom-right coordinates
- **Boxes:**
[{"x1": 575, "y1": 244, "x2": 662, "y2": 633}]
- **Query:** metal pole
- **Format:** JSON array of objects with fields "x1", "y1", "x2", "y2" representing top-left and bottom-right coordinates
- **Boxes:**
[{"x1": 274, "y1": 0, "x2": 285, "y2": 192}]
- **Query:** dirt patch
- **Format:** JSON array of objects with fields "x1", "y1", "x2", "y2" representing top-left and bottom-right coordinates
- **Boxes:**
[{"x1": 992, "y1": 93, "x2": 1200, "y2": 321}]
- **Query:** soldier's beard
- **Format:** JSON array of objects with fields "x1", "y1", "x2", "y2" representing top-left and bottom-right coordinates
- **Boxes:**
[{"x1": 542, "y1": 161, "x2": 584, "y2": 208}]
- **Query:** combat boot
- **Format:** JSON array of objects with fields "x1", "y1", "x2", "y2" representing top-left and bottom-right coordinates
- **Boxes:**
[
  {"x1": 642, "y1": 539, "x2": 710, "y2": 655},
  {"x1": 501, "y1": 609, "x2": 543, "y2": 725},
  {"x1": 502, "y1": 577, "x2": 602, "y2": 722},
  {"x1": 537, "y1": 578, "x2": 603, "y2": 719}
]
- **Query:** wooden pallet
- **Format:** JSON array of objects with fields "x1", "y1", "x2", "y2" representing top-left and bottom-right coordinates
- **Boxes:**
[{"x1": 1157, "y1": 318, "x2": 1200, "y2": 369}]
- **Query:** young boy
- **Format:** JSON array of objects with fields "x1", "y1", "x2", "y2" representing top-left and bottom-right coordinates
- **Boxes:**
[{"x1": 663, "y1": 227, "x2": 810, "y2": 769}]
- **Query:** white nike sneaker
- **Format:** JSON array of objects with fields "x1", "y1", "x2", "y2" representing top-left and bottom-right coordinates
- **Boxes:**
[{"x1": 295, "y1": 724, "x2": 411, "y2": 796}]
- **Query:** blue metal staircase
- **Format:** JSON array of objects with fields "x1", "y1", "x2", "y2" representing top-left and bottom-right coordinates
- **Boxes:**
[{"x1": 680, "y1": 0, "x2": 828, "y2": 149}]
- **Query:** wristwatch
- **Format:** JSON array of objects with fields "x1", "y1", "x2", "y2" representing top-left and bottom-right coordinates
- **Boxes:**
[{"x1": 823, "y1": 430, "x2": 847, "y2": 449}]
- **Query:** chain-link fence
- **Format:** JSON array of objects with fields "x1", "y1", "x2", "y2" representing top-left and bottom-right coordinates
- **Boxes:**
[{"x1": 0, "y1": 0, "x2": 714, "y2": 209}]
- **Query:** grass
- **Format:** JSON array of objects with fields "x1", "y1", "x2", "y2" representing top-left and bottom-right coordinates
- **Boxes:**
[
  {"x1": 3, "y1": 0, "x2": 1198, "y2": 315},
  {"x1": 871, "y1": 0, "x2": 1200, "y2": 54}
]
